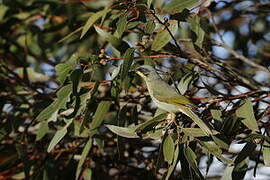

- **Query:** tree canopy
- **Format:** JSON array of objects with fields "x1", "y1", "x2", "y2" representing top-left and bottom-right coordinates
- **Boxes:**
[{"x1": 0, "y1": 0, "x2": 270, "y2": 179}]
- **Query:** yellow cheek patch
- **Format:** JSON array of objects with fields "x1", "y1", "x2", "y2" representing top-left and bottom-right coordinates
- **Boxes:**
[{"x1": 136, "y1": 71, "x2": 146, "y2": 79}]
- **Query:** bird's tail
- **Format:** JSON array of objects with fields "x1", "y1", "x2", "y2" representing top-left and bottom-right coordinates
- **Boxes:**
[{"x1": 179, "y1": 107, "x2": 213, "y2": 136}]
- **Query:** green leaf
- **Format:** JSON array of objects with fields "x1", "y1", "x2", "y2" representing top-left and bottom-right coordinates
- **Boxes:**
[
  {"x1": 234, "y1": 142, "x2": 256, "y2": 165},
  {"x1": 111, "y1": 65, "x2": 121, "y2": 80},
  {"x1": 121, "y1": 48, "x2": 135, "y2": 82},
  {"x1": 177, "y1": 72, "x2": 196, "y2": 94},
  {"x1": 263, "y1": 141, "x2": 270, "y2": 166},
  {"x1": 165, "y1": 145, "x2": 179, "y2": 180},
  {"x1": 0, "y1": 4, "x2": 8, "y2": 21},
  {"x1": 163, "y1": 0, "x2": 199, "y2": 13},
  {"x1": 135, "y1": 113, "x2": 167, "y2": 132},
  {"x1": 151, "y1": 20, "x2": 178, "y2": 51},
  {"x1": 115, "y1": 14, "x2": 127, "y2": 38},
  {"x1": 80, "y1": 9, "x2": 109, "y2": 39},
  {"x1": 211, "y1": 109, "x2": 222, "y2": 122},
  {"x1": 36, "y1": 84, "x2": 72, "y2": 121},
  {"x1": 94, "y1": 26, "x2": 130, "y2": 53},
  {"x1": 90, "y1": 101, "x2": 111, "y2": 130},
  {"x1": 201, "y1": 141, "x2": 232, "y2": 164},
  {"x1": 76, "y1": 138, "x2": 93, "y2": 179},
  {"x1": 184, "y1": 146, "x2": 204, "y2": 179},
  {"x1": 36, "y1": 122, "x2": 49, "y2": 141},
  {"x1": 163, "y1": 135, "x2": 175, "y2": 164},
  {"x1": 16, "y1": 67, "x2": 49, "y2": 83},
  {"x1": 187, "y1": 15, "x2": 205, "y2": 48},
  {"x1": 182, "y1": 128, "x2": 218, "y2": 137},
  {"x1": 212, "y1": 136, "x2": 229, "y2": 150},
  {"x1": 221, "y1": 165, "x2": 234, "y2": 180},
  {"x1": 145, "y1": 20, "x2": 156, "y2": 34},
  {"x1": 47, "y1": 121, "x2": 72, "y2": 152},
  {"x1": 105, "y1": 125, "x2": 139, "y2": 138},
  {"x1": 55, "y1": 64, "x2": 74, "y2": 84},
  {"x1": 236, "y1": 98, "x2": 258, "y2": 131}
]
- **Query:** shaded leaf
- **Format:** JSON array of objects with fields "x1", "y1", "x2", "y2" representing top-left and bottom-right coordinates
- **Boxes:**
[
  {"x1": 163, "y1": 135, "x2": 175, "y2": 164},
  {"x1": 163, "y1": 0, "x2": 199, "y2": 13},
  {"x1": 121, "y1": 48, "x2": 135, "y2": 82},
  {"x1": 145, "y1": 20, "x2": 156, "y2": 34},
  {"x1": 90, "y1": 101, "x2": 111, "y2": 130},
  {"x1": 236, "y1": 98, "x2": 258, "y2": 131},
  {"x1": 135, "y1": 113, "x2": 167, "y2": 132},
  {"x1": 70, "y1": 69, "x2": 83, "y2": 95},
  {"x1": 151, "y1": 20, "x2": 178, "y2": 51},
  {"x1": 187, "y1": 15, "x2": 205, "y2": 48},
  {"x1": 47, "y1": 121, "x2": 72, "y2": 152},
  {"x1": 165, "y1": 145, "x2": 179, "y2": 180}
]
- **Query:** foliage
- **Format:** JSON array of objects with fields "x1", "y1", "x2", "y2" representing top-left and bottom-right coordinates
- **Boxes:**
[{"x1": 0, "y1": 0, "x2": 270, "y2": 179}]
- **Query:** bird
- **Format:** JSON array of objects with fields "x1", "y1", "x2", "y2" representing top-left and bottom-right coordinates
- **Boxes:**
[{"x1": 134, "y1": 65, "x2": 213, "y2": 136}]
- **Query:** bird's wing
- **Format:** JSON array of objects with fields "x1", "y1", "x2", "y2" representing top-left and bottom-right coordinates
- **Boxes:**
[{"x1": 153, "y1": 91, "x2": 196, "y2": 109}]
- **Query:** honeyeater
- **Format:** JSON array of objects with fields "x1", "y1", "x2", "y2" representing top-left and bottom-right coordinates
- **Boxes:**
[{"x1": 134, "y1": 65, "x2": 213, "y2": 136}]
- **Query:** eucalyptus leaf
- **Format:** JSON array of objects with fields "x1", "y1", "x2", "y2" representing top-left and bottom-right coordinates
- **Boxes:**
[
  {"x1": 163, "y1": 135, "x2": 175, "y2": 164},
  {"x1": 80, "y1": 9, "x2": 110, "y2": 39},
  {"x1": 236, "y1": 98, "x2": 258, "y2": 131},
  {"x1": 151, "y1": 20, "x2": 178, "y2": 51},
  {"x1": 90, "y1": 101, "x2": 111, "y2": 130},
  {"x1": 105, "y1": 125, "x2": 139, "y2": 138},
  {"x1": 76, "y1": 138, "x2": 93, "y2": 179},
  {"x1": 163, "y1": 0, "x2": 199, "y2": 13}
]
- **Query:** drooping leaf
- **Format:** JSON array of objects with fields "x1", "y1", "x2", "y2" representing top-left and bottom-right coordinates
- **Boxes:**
[
  {"x1": 184, "y1": 146, "x2": 204, "y2": 179},
  {"x1": 121, "y1": 48, "x2": 135, "y2": 82},
  {"x1": 211, "y1": 109, "x2": 222, "y2": 122},
  {"x1": 80, "y1": 9, "x2": 109, "y2": 39},
  {"x1": 105, "y1": 125, "x2": 139, "y2": 138},
  {"x1": 165, "y1": 145, "x2": 179, "y2": 180},
  {"x1": 36, "y1": 122, "x2": 49, "y2": 141},
  {"x1": 177, "y1": 72, "x2": 197, "y2": 94},
  {"x1": 263, "y1": 141, "x2": 270, "y2": 166},
  {"x1": 90, "y1": 101, "x2": 111, "y2": 130},
  {"x1": 70, "y1": 69, "x2": 83, "y2": 95},
  {"x1": 187, "y1": 15, "x2": 205, "y2": 48},
  {"x1": 163, "y1": 0, "x2": 199, "y2": 13},
  {"x1": 135, "y1": 113, "x2": 167, "y2": 133},
  {"x1": 115, "y1": 14, "x2": 127, "y2": 38},
  {"x1": 182, "y1": 128, "x2": 218, "y2": 137},
  {"x1": 151, "y1": 20, "x2": 178, "y2": 51},
  {"x1": 145, "y1": 20, "x2": 156, "y2": 34},
  {"x1": 55, "y1": 64, "x2": 74, "y2": 84},
  {"x1": 221, "y1": 165, "x2": 234, "y2": 180},
  {"x1": 76, "y1": 138, "x2": 93, "y2": 179},
  {"x1": 234, "y1": 142, "x2": 256, "y2": 165},
  {"x1": 94, "y1": 26, "x2": 130, "y2": 53},
  {"x1": 36, "y1": 84, "x2": 72, "y2": 122},
  {"x1": 163, "y1": 135, "x2": 175, "y2": 164},
  {"x1": 236, "y1": 98, "x2": 259, "y2": 131},
  {"x1": 47, "y1": 121, "x2": 72, "y2": 152}
]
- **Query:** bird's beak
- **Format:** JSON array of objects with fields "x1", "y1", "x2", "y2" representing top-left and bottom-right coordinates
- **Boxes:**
[{"x1": 135, "y1": 71, "x2": 146, "y2": 78}]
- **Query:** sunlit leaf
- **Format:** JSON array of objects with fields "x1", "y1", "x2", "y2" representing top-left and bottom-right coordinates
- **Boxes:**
[
  {"x1": 105, "y1": 125, "x2": 139, "y2": 138},
  {"x1": 263, "y1": 141, "x2": 270, "y2": 166},
  {"x1": 182, "y1": 128, "x2": 218, "y2": 137},
  {"x1": 165, "y1": 145, "x2": 179, "y2": 180},
  {"x1": 221, "y1": 165, "x2": 234, "y2": 180},
  {"x1": 163, "y1": 135, "x2": 175, "y2": 164},
  {"x1": 115, "y1": 14, "x2": 127, "y2": 38},
  {"x1": 151, "y1": 20, "x2": 178, "y2": 51},
  {"x1": 187, "y1": 15, "x2": 205, "y2": 48},
  {"x1": 55, "y1": 64, "x2": 74, "y2": 84},
  {"x1": 36, "y1": 122, "x2": 49, "y2": 141},
  {"x1": 76, "y1": 138, "x2": 93, "y2": 179},
  {"x1": 236, "y1": 98, "x2": 259, "y2": 131},
  {"x1": 184, "y1": 146, "x2": 204, "y2": 179},
  {"x1": 36, "y1": 84, "x2": 72, "y2": 122},
  {"x1": 80, "y1": 9, "x2": 110, "y2": 39}
]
